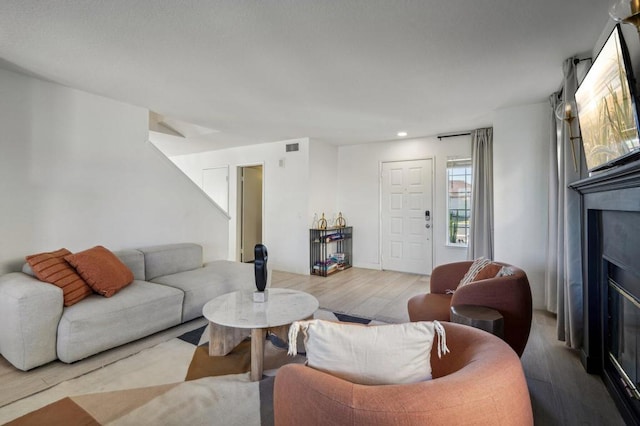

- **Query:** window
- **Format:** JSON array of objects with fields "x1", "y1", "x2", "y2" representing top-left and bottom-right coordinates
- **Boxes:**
[{"x1": 446, "y1": 158, "x2": 472, "y2": 246}]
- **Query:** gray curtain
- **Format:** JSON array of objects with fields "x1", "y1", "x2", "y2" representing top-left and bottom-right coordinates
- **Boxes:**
[
  {"x1": 545, "y1": 57, "x2": 584, "y2": 348},
  {"x1": 468, "y1": 127, "x2": 494, "y2": 260},
  {"x1": 545, "y1": 92, "x2": 561, "y2": 315}
]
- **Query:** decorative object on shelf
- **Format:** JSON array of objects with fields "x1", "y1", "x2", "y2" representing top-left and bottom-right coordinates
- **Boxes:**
[
  {"x1": 610, "y1": 0, "x2": 640, "y2": 32},
  {"x1": 336, "y1": 212, "x2": 346, "y2": 228},
  {"x1": 311, "y1": 213, "x2": 319, "y2": 229},
  {"x1": 554, "y1": 98, "x2": 580, "y2": 172},
  {"x1": 253, "y1": 244, "x2": 268, "y2": 302},
  {"x1": 318, "y1": 213, "x2": 327, "y2": 230}
]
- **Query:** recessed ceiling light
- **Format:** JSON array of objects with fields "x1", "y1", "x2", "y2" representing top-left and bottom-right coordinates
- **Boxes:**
[{"x1": 397, "y1": 131, "x2": 408, "y2": 137}]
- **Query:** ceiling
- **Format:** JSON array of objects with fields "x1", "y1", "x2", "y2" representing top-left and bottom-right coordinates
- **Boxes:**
[{"x1": 0, "y1": 1, "x2": 609, "y2": 154}]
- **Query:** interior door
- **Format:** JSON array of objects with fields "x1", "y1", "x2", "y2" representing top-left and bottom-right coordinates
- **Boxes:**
[
  {"x1": 240, "y1": 165, "x2": 263, "y2": 262},
  {"x1": 202, "y1": 166, "x2": 229, "y2": 213},
  {"x1": 381, "y1": 159, "x2": 433, "y2": 275}
]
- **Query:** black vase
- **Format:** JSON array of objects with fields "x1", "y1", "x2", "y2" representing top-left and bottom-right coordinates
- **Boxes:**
[{"x1": 254, "y1": 244, "x2": 268, "y2": 292}]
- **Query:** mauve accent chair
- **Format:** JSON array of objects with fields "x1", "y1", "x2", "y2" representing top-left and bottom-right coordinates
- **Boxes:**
[
  {"x1": 274, "y1": 322, "x2": 533, "y2": 426},
  {"x1": 407, "y1": 261, "x2": 533, "y2": 357}
]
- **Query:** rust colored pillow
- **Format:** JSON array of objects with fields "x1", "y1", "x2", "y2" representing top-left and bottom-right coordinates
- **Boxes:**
[
  {"x1": 64, "y1": 246, "x2": 134, "y2": 297},
  {"x1": 459, "y1": 257, "x2": 492, "y2": 287},
  {"x1": 474, "y1": 263, "x2": 504, "y2": 281},
  {"x1": 26, "y1": 248, "x2": 92, "y2": 306}
]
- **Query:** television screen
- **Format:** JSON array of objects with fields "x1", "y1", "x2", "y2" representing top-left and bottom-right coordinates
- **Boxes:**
[{"x1": 575, "y1": 25, "x2": 640, "y2": 172}]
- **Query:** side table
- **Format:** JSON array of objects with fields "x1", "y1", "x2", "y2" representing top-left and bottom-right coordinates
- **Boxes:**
[{"x1": 450, "y1": 305, "x2": 504, "y2": 338}]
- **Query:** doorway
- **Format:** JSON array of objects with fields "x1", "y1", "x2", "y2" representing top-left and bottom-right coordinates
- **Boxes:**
[
  {"x1": 381, "y1": 159, "x2": 433, "y2": 275},
  {"x1": 237, "y1": 165, "x2": 263, "y2": 263}
]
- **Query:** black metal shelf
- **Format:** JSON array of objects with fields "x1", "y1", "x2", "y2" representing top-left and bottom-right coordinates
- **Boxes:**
[{"x1": 309, "y1": 226, "x2": 352, "y2": 277}]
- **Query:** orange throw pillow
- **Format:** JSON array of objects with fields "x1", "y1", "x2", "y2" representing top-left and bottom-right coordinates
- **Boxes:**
[
  {"x1": 64, "y1": 246, "x2": 134, "y2": 297},
  {"x1": 458, "y1": 257, "x2": 492, "y2": 287},
  {"x1": 26, "y1": 248, "x2": 93, "y2": 307},
  {"x1": 473, "y1": 262, "x2": 503, "y2": 281},
  {"x1": 458, "y1": 258, "x2": 505, "y2": 290}
]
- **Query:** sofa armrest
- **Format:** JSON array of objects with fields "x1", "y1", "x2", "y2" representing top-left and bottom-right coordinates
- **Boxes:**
[
  {"x1": 429, "y1": 261, "x2": 473, "y2": 294},
  {"x1": 0, "y1": 273, "x2": 63, "y2": 370}
]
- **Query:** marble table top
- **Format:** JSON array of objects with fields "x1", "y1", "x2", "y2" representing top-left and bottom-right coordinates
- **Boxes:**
[{"x1": 202, "y1": 288, "x2": 319, "y2": 329}]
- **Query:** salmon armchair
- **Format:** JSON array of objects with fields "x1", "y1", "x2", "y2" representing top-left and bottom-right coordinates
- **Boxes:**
[
  {"x1": 274, "y1": 322, "x2": 533, "y2": 426},
  {"x1": 407, "y1": 261, "x2": 532, "y2": 356}
]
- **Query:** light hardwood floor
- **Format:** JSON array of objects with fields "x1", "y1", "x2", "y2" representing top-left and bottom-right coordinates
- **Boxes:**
[
  {"x1": 0, "y1": 267, "x2": 626, "y2": 425},
  {"x1": 272, "y1": 267, "x2": 429, "y2": 323}
]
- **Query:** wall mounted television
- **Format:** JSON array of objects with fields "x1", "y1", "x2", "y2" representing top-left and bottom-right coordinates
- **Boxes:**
[{"x1": 575, "y1": 24, "x2": 640, "y2": 173}]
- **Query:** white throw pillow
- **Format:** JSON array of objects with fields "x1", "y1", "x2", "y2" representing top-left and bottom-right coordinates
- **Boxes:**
[
  {"x1": 287, "y1": 320, "x2": 448, "y2": 386},
  {"x1": 496, "y1": 266, "x2": 515, "y2": 277}
]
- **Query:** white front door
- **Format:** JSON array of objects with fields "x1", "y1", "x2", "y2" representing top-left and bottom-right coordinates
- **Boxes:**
[{"x1": 381, "y1": 159, "x2": 433, "y2": 275}]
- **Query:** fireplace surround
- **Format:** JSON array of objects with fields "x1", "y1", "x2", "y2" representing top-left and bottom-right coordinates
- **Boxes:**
[{"x1": 571, "y1": 161, "x2": 640, "y2": 425}]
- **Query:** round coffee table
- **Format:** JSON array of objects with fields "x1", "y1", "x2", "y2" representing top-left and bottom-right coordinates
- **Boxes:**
[{"x1": 202, "y1": 288, "x2": 319, "y2": 381}]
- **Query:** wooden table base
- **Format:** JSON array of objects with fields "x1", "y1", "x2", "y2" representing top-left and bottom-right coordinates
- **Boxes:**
[
  {"x1": 208, "y1": 322, "x2": 248, "y2": 356},
  {"x1": 208, "y1": 322, "x2": 293, "y2": 381},
  {"x1": 250, "y1": 328, "x2": 266, "y2": 381}
]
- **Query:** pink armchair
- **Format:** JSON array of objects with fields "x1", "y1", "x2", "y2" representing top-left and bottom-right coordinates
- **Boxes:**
[
  {"x1": 274, "y1": 322, "x2": 533, "y2": 426},
  {"x1": 407, "y1": 261, "x2": 532, "y2": 356}
]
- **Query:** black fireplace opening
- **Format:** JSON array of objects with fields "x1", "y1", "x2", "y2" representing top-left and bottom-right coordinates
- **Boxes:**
[{"x1": 605, "y1": 260, "x2": 640, "y2": 421}]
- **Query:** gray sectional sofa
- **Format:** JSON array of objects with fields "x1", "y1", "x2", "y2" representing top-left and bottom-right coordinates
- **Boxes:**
[{"x1": 0, "y1": 243, "x2": 261, "y2": 371}]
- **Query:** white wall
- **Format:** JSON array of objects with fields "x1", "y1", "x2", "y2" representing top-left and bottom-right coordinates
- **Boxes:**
[
  {"x1": 0, "y1": 68, "x2": 229, "y2": 274},
  {"x1": 170, "y1": 138, "x2": 312, "y2": 274},
  {"x1": 337, "y1": 136, "x2": 472, "y2": 271},
  {"x1": 493, "y1": 102, "x2": 550, "y2": 309},
  {"x1": 309, "y1": 140, "x2": 338, "y2": 226}
]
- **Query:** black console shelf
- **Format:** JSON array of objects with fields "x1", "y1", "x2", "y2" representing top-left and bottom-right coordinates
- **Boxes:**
[{"x1": 309, "y1": 227, "x2": 352, "y2": 277}]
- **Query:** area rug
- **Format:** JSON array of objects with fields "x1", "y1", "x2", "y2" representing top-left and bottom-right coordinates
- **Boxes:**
[{"x1": 1, "y1": 310, "x2": 377, "y2": 425}]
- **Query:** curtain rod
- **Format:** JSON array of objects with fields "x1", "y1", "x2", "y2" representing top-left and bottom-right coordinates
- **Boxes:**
[{"x1": 437, "y1": 132, "x2": 471, "y2": 140}]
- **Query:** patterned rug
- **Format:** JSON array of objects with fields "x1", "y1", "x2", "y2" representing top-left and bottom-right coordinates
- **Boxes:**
[{"x1": 2, "y1": 310, "x2": 375, "y2": 425}]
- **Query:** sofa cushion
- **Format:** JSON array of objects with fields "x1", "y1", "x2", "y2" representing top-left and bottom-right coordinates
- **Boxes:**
[
  {"x1": 65, "y1": 246, "x2": 134, "y2": 297},
  {"x1": 56, "y1": 280, "x2": 184, "y2": 363},
  {"x1": 25, "y1": 248, "x2": 92, "y2": 306},
  {"x1": 151, "y1": 260, "x2": 254, "y2": 322},
  {"x1": 138, "y1": 243, "x2": 203, "y2": 281},
  {"x1": 113, "y1": 249, "x2": 146, "y2": 281},
  {"x1": 287, "y1": 320, "x2": 449, "y2": 385},
  {"x1": 21, "y1": 263, "x2": 35, "y2": 276}
]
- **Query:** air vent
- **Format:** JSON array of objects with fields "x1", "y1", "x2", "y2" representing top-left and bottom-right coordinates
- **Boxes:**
[{"x1": 286, "y1": 143, "x2": 299, "y2": 152}]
